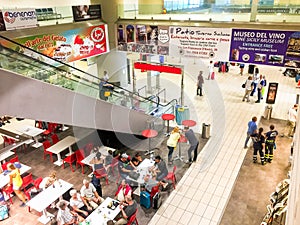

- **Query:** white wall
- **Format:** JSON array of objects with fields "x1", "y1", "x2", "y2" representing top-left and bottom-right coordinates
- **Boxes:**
[{"x1": 0, "y1": 0, "x2": 91, "y2": 8}]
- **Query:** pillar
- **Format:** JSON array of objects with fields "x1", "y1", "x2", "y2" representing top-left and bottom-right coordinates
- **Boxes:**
[
  {"x1": 138, "y1": 0, "x2": 164, "y2": 14},
  {"x1": 250, "y1": 0, "x2": 259, "y2": 22}
]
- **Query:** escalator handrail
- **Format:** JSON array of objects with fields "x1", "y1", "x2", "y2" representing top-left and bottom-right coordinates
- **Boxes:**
[{"x1": 0, "y1": 34, "x2": 177, "y2": 108}]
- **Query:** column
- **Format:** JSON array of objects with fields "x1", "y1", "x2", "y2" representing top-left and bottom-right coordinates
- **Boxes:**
[
  {"x1": 250, "y1": 0, "x2": 259, "y2": 22},
  {"x1": 138, "y1": 0, "x2": 164, "y2": 14}
]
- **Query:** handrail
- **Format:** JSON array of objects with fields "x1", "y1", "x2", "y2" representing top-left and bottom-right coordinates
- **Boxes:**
[
  {"x1": 137, "y1": 85, "x2": 147, "y2": 96},
  {"x1": 156, "y1": 88, "x2": 166, "y2": 103}
]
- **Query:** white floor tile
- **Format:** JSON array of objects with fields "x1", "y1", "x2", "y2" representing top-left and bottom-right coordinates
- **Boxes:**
[{"x1": 203, "y1": 206, "x2": 216, "y2": 220}]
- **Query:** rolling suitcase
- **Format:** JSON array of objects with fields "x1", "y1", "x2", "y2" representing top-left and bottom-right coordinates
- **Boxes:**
[
  {"x1": 153, "y1": 192, "x2": 162, "y2": 209},
  {"x1": 140, "y1": 191, "x2": 151, "y2": 209},
  {"x1": 0, "y1": 205, "x2": 9, "y2": 221},
  {"x1": 211, "y1": 72, "x2": 215, "y2": 80}
]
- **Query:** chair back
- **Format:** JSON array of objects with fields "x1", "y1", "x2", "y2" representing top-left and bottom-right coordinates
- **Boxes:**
[
  {"x1": 150, "y1": 185, "x2": 160, "y2": 198},
  {"x1": 1, "y1": 161, "x2": 10, "y2": 171},
  {"x1": 127, "y1": 209, "x2": 138, "y2": 225},
  {"x1": 51, "y1": 134, "x2": 59, "y2": 144},
  {"x1": 75, "y1": 150, "x2": 85, "y2": 161},
  {"x1": 22, "y1": 173, "x2": 34, "y2": 188},
  {"x1": 9, "y1": 155, "x2": 19, "y2": 163},
  {"x1": 111, "y1": 156, "x2": 119, "y2": 166},
  {"x1": 94, "y1": 168, "x2": 108, "y2": 177},
  {"x1": 34, "y1": 177, "x2": 43, "y2": 189},
  {"x1": 43, "y1": 140, "x2": 51, "y2": 150}
]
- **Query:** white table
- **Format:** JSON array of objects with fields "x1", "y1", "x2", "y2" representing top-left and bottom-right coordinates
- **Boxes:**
[
  {"x1": 0, "y1": 150, "x2": 15, "y2": 162},
  {"x1": 81, "y1": 146, "x2": 116, "y2": 167},
  {"x1": 16, "y1": 125, "x2": 45, "y2": 148},
  {"x1": 85, "y1": 197, "x2": 121, "y2": 225},
  {"x1": 0, "y1": 163, "x2": 32, "y2": 189},
  {"x1": 26, "y1": 179, "x2": 73, "y2": 224},
  {"x1": 46, "y1": 136, "x2": 77, "y2": 166}
]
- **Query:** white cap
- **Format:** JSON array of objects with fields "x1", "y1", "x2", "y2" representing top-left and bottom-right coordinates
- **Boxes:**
[
  {"x1": 69, "y1": 189, "x2": 77, "y2": 196},
  {"x1": 121, "y1": 153, "x2": 129, "y2": 158}
]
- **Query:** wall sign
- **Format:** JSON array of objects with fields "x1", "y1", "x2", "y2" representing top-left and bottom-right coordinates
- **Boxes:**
[
  {"x1": 72, "y1": 5, "x2": 102, "y2": 22},
  {"x1": 266, "y1": 83, "x2": 279, "y2": 104},
  {"x1": 2, "y1": 8, "x2": 37, "y2": 30}
]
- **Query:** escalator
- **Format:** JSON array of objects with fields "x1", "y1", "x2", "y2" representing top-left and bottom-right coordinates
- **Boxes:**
[{"x1": 0, "y1": 35, "x2": 176, "y2": 135}]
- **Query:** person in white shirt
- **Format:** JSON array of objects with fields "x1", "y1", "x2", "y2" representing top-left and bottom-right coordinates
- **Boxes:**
[
  {"x1": 242, "y1": 76, "x2": 253, "y2": 102},
  {"x1": 286, "y1": 104, "x2": 298, "y2": 137},
  {"x1": 80, "y1": 179, "x2": 104, "y2": 209},
  {"x1": 69, "y1": 189, "x2": 93, "y2": 218},
  {"x1": 103, "y1": 70, "x2": 109, "y2": 81},
  {"x1": 57, "y1": 200, "x2": 84, "y2": 225},
  {"x1": 250, "y1": 67, "x2": 260, "y2": 96},
  {"x1": 207, "y1": 61, "x2": 214, "y2": 80}
]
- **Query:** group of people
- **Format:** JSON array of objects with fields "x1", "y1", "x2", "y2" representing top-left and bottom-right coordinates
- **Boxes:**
[
  {"x1": 242, "y1": 67, "x2": 267, "y2": 103},
  {"x1": 167, "y1": 126, "x2": 199, "y2": 165}
]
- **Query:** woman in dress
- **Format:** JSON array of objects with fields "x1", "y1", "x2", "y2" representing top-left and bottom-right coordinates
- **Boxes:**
[{"x1": 166, "y1": 127, "x2": 181, "y2": 164}]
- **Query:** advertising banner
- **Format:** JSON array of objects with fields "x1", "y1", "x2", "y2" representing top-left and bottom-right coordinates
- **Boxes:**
[
  {"x1": 230, "y1": 28, "x2": 300, "y2": 68},
  {"x1": 0, "y1": 11, "x2": 6, "y2": 31},
  {"x1": 2, "y1": 8, "x2": 37, "y2": 30},
  {"x1": 266, "y1": 83, "x2": 278, "y2": 104},
  {"x1": 72, "y1": 5, "x2": 101, "y2": 22},
  {"x1": 8, "y1": 24, "x2": 109, "y2": 63},
  {"x1": 117, "y1": 24, "x2": 169, "y2": 55},
  {"x1": 168, "y1": 27, "x2": 231, "y2": 60}
]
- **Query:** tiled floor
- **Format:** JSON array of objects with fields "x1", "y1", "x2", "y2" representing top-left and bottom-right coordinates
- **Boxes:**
[{"x1": 137, "y1": 58, "x2": 298, "y2": 225}]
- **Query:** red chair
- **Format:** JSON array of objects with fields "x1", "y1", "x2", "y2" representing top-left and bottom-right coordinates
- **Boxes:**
[
  {"x1": 43, "y1": 140, "x2": 53, "y2": 162},
  {"x1": 2, "y1": 135, "x2": 15, "y2": 147},
  {"x1": 165, "y1": 165, "x2": 177, "y2": 189},
  {"x1": 109, "y1": 156, "x2": 120, "y2": 176},
  {"x1": 9, "y1": 155, "x2": 19, "y2": 163},
  {"x1": 3, "y1": 185, "x2": 14, "y2": 204},
  {"x1": 33, "y1": 177, "x2": 43, "y2": 190},
  {"x1": 62, "y1": 153, "x2": 76, "y2": 172},
  {"x1": 75, "y1": 149, "x2": 86, "y2": 174},
  {"x1": 1, "y1": 161, "x2": 10, "y2": 171},
  {"x1": 126, "y1": 209, "x2": 139, "y2": 225},
  {"x1": 84, "y1": 143, "x2": 94, "y2": 155},
  {"x1": 51, "y1": 134, "x2": 59, "y2": 145},
  {"x1": 93, "y1": 168, "x2": 109, "y2": 185},
  {"x1": 150, "y1": 185, "x2": 160, "y2": 199}
]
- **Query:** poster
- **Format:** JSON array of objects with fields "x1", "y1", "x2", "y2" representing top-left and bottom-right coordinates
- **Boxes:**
[
  {"x1": 72, "y1": 5, "x2": 101, "y2": 22},
  {"x1": 266, "y1": 83, "x2": 278, "y2": 104},
  {"x1": 168, "y1": 26, "x2": 231, "y2": 60},
  {"x1": 0, "y1": 11, "x2": 6, "y2": 31},
  {"x1": 230, "y1": 28, "x2": 300, "y2": 68},
  {"x1": 116, "y1": 24, "x2": 169, "y2": 55},
  {"x1": 2, "y1": 8, "x2": 37, "y2": 30},
  {"x1": 5, "y1": 24, "x2": 109, "y2": 63}
]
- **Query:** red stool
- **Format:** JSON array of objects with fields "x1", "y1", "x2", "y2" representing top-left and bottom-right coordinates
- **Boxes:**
[
  {"x1": 182, "y1": 120, "x2": 197, "y2": 128},
  {"x1": 162, "y1": 113, "x2": 175, "y2": 135},
  {"x1": 142, "y1": 129, "x2": 158, "y2": 156}
]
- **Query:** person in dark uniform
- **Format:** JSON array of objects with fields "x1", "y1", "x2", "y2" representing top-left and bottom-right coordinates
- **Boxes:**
[
  {"x1": 264, "y1": 125, "x2": 278, "y2": 163},
  {"x1": 251, "y1": 127, "x2": 266, "y2": 165},
  {"x1": 184, "y1": 126, "x2": 199, "y2": 163}
]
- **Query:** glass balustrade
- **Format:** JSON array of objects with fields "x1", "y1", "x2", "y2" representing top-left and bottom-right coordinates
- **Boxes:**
[{"x1": 0, "y1": 35, "x2": 176, "y2": 116}]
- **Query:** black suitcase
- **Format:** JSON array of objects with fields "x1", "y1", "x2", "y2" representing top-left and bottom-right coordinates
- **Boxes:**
[
  {"x1": 248, "y1": 64, "x2": 255, "y2": 74},
  {"x1": 152, "y1": 192, "x2": 162, "y2": 209}
]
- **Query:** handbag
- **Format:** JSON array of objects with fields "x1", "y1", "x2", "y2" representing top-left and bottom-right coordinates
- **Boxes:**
[
  {"x1": 129, "y1": 171, "x2": 140, "y2": 180},
  {"x1": 242, "y1": 83, "x2": 245, "y2": 88}
]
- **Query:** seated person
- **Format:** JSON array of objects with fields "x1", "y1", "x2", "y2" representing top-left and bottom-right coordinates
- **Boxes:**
[
  {"x1": 118, "y1": 153, "x2": 135, "y2": 180},
  {"x1": 107, "y1": 220, "x2": 115, "y2": 225},
  {"x1": 130, "y1": 152, "x2": 143, "y2": 167},
  {"x1": 143, "y1": 174, "x2": 169, "y2": 193},
  {"x1": 80, "y1": 179, "x2": 104, "y2": 209},
  {"x1": 91, "y1": 146, "x2": 99, "y2": 154},
  {"x1": 115, "y1": 179, "x2": 132, "y2": 202},
  {"x1": 57, "y1": 200, "x2": 84, "y2": 225},
  {"x1": 40, "y1": 171, "x2": 58, "y2": 190},
  {"x1": 69, "y1": 189, "x2": 93, "y2": 219},
  {"x1": 149, "y1": 155, "x2": 168, "y2": 181},
  {"x1": 89, "y1": 152, "x2": 104, "y2": 170},
  {"x1": 115, "y1": 195, "x2": 137, "y2": 225}
]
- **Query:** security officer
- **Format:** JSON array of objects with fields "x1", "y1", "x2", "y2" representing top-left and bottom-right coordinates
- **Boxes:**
[{"x1": 265, "y1": 125, "x2": 278, "y2": 163}]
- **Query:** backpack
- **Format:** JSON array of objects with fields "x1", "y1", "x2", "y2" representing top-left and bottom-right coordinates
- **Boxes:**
[{"x1": 0, "y1": 205, "x2": 9, "y2": 221}]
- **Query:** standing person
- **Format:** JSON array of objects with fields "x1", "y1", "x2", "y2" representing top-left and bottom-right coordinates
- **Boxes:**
[
  {"x1": 261, "y1": 75, "x2": 267, "y2": 99},
  {"x1": 239, "y1": 63, "x2": 245, "y2": 75},
  {"x1": 6, "y1": 163, "x2": 28, "y2": 207},
  {"x1": 242, "y1": 76, "x2": 253, "y2": 102},
  {"x1": 197, "y1": 71, "x2": 204, "y2": 96},
  {"x1": 244, "y1": 116, "x2": 258, "y2": 148},
  {"x1": 99, "y1": 78, "x2": 113, "y2": 101},
  {"x1": 166, "y1": 127, "x2": 181, "y2": 164},
  {"x1": 255, "y1": 75, "x2": 265, "y2": 103},
  {"x1": 250, "y1": 67, "x2": 259, "y2": 96},
  {"x1": 265, "y1": 125, "x2": 278, "y2": 163},
  {"x1": 183, "y1": 126, "x2": 199, "y2": 163},
  {"x1": 250, "y1": 128, "x2": 266, "y2": 165},
  {"x1": 286, "y1": 104, "x2": 298, "y2": 138},
  {"x1": 207, "y1": 60, "x2": 214, "y2": 80},
  {"x1": 103, "y1": 70, "x2": 109, "y2": 81}
]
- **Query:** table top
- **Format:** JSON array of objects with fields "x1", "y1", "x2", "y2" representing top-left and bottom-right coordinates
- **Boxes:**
[
  {"x1": 16, "y1": 125, "x2": 45, "y2": 138},
  {"x1": 46, "y1": 136, "x2": 77, "y2": 154},
  {"x1": 179, "y1": 134, "x2": 188, "y2": 143},
  {"x1": 85, "y1": 197, "x2": 121, "y2": 225},
  {"x1": 182, "y1": 120, "x2": 197, "y2": 127},
  {"x1": 162, "y1": 113, "x2": 175, "y2": 121},
  {"x1": 141, "y1": 129, "x2": 158, "y2": 138},
  {"x1": 0, "y1": 163, "x2": 32, "y2": 189},
  {"x1": 81, "y1": 146, "x2": 116, "y2": 167},
  {"x1": 0, "y1": 150, "x2": 15, "y2": 162},
  {"x1": 26, "y1": 179, "x2": 73, "y2": 212},
  {"x1": 127, "y1": 158, "x2": 155, "y2": 185}
]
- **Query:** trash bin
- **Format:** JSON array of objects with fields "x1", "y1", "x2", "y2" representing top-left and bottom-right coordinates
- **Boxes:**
[
  {"x1": 202, "y1": 123, "x2": 210, "y2": 139},
  {"x1": 175, "y1": 105, "x2": 190, "y2": 125},
  {"x1": 264, "y1": 105, "x2": 273, "y2": 120}
]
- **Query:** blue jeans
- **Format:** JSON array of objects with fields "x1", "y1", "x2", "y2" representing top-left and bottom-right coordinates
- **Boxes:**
[
  {"x1": 244, "y1": 133, "x2": 251, "y2": 147},
  {"x1": 167, "y1": 146, "x2": 174, "y2": 162}
]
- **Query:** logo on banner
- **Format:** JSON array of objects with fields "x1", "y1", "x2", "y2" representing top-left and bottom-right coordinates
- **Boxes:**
[
  {"x1": 3, "y1": 10, "x2": 36, "y2": 24},
  {"x1": 91, "y1": 27, "x2": 105, "y2": 42},
  {"x1": 158, "y1": 29, "x2": 169, "y2": 44}
]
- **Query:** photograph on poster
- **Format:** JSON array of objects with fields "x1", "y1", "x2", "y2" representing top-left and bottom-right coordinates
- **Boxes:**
[
  {"x1": 117, "y1": 25, "x2": 125, "y2": 43},
  {"x1": 284, "y1": 59, "x2": 300, "y2": 68},
  {"x1": 255, "y1": 53, "x2": 266, "y2": 62},
  {"x1": 136, "y1": 44, "x2": 146, "y2": 53},
  {"x1": 146, "y1": 25, "x2": 158, "y2": 45},
  {"x1": 72, "y1": 5, "x2": 101, "y2": 21},
  {"x1": 136, "y1": 25, "x2": 147, "y2": 43},
  {"x1": 127, "y1": 43, "x2": 136, "y2": 52},
  {"x1": 269, "y1": 55, "x2": 284, "y2": 64},
  {"x1": 145, "y1": 45, "x2": 157, "y2": 54},
  {"x1": 266, "y1": 84, "x2": 278, "y2": 104},
  {"x1": 118, "y1": 42, "x2": 127, "y2": 51},
  {"x1": 231, "y1": 49, "x2": 239, "y2": 60},
  {"x1": 0, "y1": 11, "x2": 5, "y2": 31},
  {"x1": 158, "y1": 46, "x2": 169, "y2": 55},
  {"x1": 126, "y1": 25, "x2": 135, "y2": 43}
]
